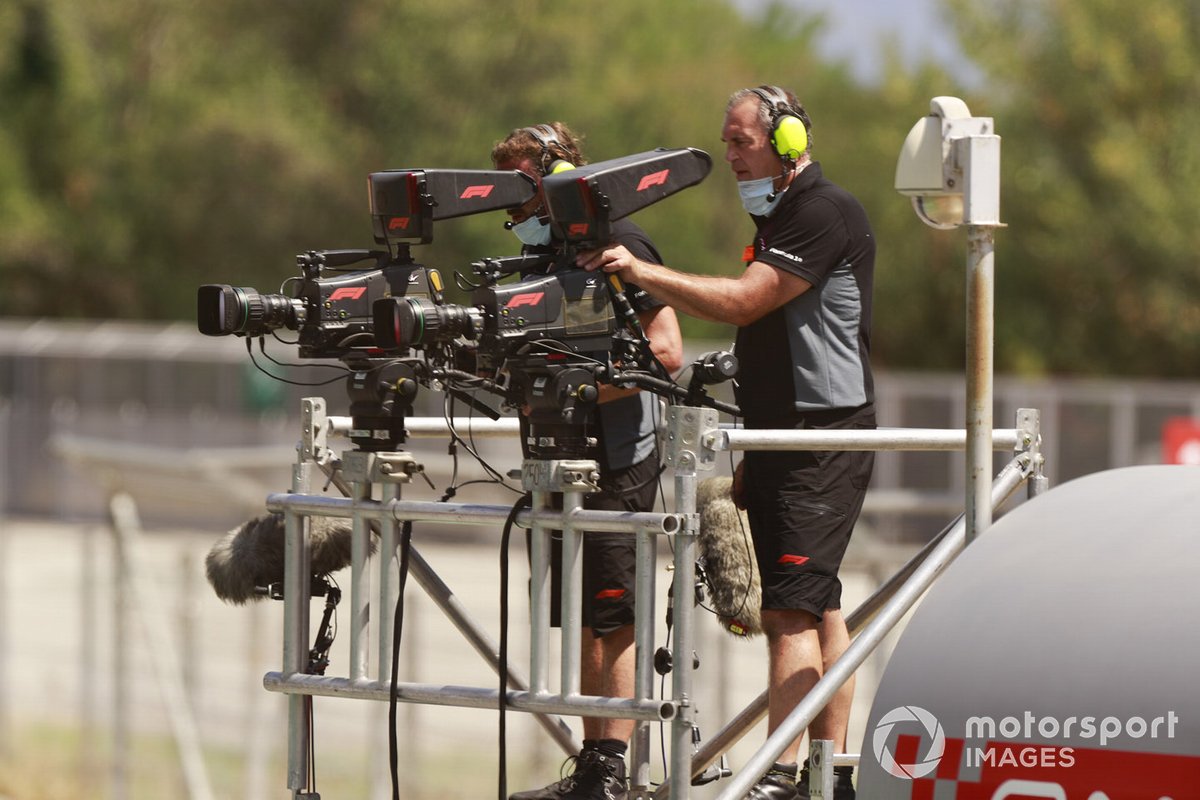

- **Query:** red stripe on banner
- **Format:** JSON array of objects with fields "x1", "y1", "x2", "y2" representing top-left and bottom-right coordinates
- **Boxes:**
[
  {"x1": 924, "y1": 738, "x2": 1200, "y2": 799},
  {"x1": 910, "y1": 779, "x2": 936, "y2": 800},
  {"x1": 894, "y1": 733, "x2": 922, "y2": 766},
  {"x1": 938, "y1": 735, "x2": 964, "y2": 780}
]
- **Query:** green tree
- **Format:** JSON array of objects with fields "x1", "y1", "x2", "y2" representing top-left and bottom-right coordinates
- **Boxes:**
[
  {"x1": 2, "y1": 0, "x2": 879, "y2": 330},
  {"x1": 0, "y1": 0, "x2": 369, "y2": 317},
  {"x1": 945, "y1": 0, "x2": 1200, "y2": 376},
  {"x1": 19, "y1": 0, "x2": 1192, "y2": 381}
]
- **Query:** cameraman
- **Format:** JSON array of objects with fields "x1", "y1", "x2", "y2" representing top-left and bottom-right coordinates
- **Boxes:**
[
  {"x1": 492, "y1": 123, "x2": 683, "y2": 800},
  {"x1": 578, "y1": 88, "x2": 874, "y2": 800}
]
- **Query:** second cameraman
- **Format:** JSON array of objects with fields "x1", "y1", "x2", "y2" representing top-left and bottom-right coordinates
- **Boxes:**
[{"x1": 492, "y1": 123, "x2": 683, "y2": 800}]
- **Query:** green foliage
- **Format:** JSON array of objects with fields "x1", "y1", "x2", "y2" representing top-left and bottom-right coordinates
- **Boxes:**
[
  {"x1": 2, "y1": 0, "x2": 1197, "y2": 376},
  {"x1": 945, "y1": 0, "x2": 1200, "y2": 376}
]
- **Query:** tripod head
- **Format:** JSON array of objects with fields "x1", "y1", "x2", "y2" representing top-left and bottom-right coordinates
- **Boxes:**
[{"x1": 342, "y1": 356, "x2": 421, "y2": 452}]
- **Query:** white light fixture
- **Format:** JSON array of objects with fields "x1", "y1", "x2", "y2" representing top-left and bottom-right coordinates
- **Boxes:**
[{"x1": 895, "y1": 96, "x2": 999, "y2": 229}]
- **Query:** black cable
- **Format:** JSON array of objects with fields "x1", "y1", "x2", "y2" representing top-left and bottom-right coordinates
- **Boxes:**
[
  {"x1": 388, "y1": 520, "x2": 415, "y2": 800},
  {"x1": 604, "y1": 461, "x2": 666, "y2": 501},
  {"x1": 724, "y1": 450, "x2": 756, "y2": 626},
  {"x1": 454, "y1": 270, "x2": 483, "y2": 291},
  {"x1": 307, "y1": 696, "x2": 317, "y2": 792},
  {"x1": 525, "y1": 339, "x2": 608, "y2": 367},
  {"x1": 334, "y1": 331, "x2": 376, "y2": 349},
  {"x1": 438, "y1": 392, "x2": 514, "y2": 499},
  {"x1": 245, "y1": 338, "x2": 350, "y2": 388},
  {"x1": 442, "y1": 393, "x2": 463, "y2": 492},
  {"x1": 657, "y1": 624, "x2": 673, "y2": 781},
  {"x1": 440, "y1": 395, "x2": 523, "y2": 495},
  {"x1": 245, "y1": 337, "x2": 423, "y2": 389},
  {"x1": 498, "y1": 492, "x2": 533, "y2": 800}
]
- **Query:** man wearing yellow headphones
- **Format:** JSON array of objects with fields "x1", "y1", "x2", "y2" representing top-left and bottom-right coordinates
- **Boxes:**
[
  {"x1": 579, "y1": 88, "x2": 874, "y2": 800},
  {"x1": 493, "y1": 123, "x2": 684, "y2": 800}
]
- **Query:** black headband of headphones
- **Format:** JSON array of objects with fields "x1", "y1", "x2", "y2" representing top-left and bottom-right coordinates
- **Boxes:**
[
  {"x1": 522, "y1": 124, "x2": 567, "y2": 175},
  {"x1": 750, "y1": 85, "x2": 791, "y2": 114}
]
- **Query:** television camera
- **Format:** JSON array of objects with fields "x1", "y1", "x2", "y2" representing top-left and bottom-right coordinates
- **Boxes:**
[
  {"x1": 369, "y1": 148, "x2": 736, "y2": 458},
  {"x1": 195, "y1": 168, "x2": 537, "y2": 448}
]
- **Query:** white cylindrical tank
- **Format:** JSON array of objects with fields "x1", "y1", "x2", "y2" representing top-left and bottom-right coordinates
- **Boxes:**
[{"x1": 857, "y1": 465, "x2": 1200, "y2": 799}]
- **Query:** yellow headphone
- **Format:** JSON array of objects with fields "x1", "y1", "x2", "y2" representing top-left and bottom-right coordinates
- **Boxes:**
[
  {"x1": 750, "y1": 85, "x2": 810, "y2": 161},
  {"x1": 522, "y1": 124, "x2": 577, "y2": 176}
]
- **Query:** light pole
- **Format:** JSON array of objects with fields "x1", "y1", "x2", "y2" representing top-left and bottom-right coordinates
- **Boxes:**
[{"x1": 895, "y1": 96, "x2": 1003, "y2": 542}]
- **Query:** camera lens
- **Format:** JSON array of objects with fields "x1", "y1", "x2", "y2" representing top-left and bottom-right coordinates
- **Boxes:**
[
  {"x1": 373, "y1": 297, "x2": 479, "y2": 350},
  {"x1": 373, "y1": 296, "x2": 424, "y2": 349},
  {"x1": 197, "y1": 284, "x2": 300, "y2": 336},
  {"x1": 198, "y1": 285, "x2": 243, "y2": 335}
]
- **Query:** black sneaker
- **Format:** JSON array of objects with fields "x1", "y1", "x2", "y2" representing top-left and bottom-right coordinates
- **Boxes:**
[
  {"x1": 509, "y1": 750, "x2": 627, "y2": 800},
  {"x1": 795, "y1": 764, "x2": 855, "y2": 800},
  {"x1": 747, "y1": 773, "x2": 799, "y2": 800},
  {"x1": 509, "y1": 754, "x2": 581, "y2": 800}
]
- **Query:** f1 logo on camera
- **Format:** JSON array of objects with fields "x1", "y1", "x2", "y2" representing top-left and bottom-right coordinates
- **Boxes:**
[
  {"x1": 328, "y1": 287, "x2": 367, "y2": 301},
  {"x1": 387, "y1": 217, "x2": 411, "y2": 231},
  {"x1": 636, "y1": 169, "x2": 669, "y2": 192},
  {"x1": 568, "y1": 223, "x2": 590, "y2": 236},
  {"x1": 460, "y1": 185, "x2": 494, "y2": 199},
  {"x1": 505, "y1": 292, "x2": 545, "y2": 309}
]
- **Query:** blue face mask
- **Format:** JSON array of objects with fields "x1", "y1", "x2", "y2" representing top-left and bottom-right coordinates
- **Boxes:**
[
  {"x1": 738, "y1": 175, "x2": 784, "y2": 217},
  {"x1": 511, "y1": 215, "x2": 552, "y2": 246}
]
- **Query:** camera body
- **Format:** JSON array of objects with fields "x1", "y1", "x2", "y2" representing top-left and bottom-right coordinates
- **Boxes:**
[
  {"x1": 376, "y1": 262, "x2": 614, "y2": 368},
  {"x1": 195, "y1": 152, "x2": 726, "y2": 454},
  {"x1": 474, "y1": 266, "x2": 614, "y2": 368},
  {"x1": 370, "y1": 148, "x2": 715, "y2": 456},
  {"x1": 196, "y1": 168, "x2": 538, "y2": 360},
  {"x1": 198, "y1": 250, "x2": 445, "y2": 360},
  {"x1": 195, "y1": 168, "x2": 538, "y2": 448},
  {"x1": 374, "y1": 261, "x2": 618, "y2": 455}
]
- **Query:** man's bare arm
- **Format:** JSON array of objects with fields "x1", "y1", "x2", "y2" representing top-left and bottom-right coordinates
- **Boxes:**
[{"x1": 578, "y1": 245, "x2": 811, "y2": 327}]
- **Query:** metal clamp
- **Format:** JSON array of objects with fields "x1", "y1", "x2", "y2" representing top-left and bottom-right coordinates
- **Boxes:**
[
  {"x1": 300, "y1": 398, "x2": 331, "y2": 466},
  {"x1": 340, "y1": 450, "x2": 424, "y2": 485},
  {"x1": 807, "y1": 739, "x2": 835, "y2": 799},
  {"x1": 521, "y1": 459, "x2": 601, "y2": 493},
  {"x1": 664, "y1": 406, "x2": 720, "y2": 473},
  {"x1": 1015, "y1": 407, "x2": 1048, "y2": 497}
]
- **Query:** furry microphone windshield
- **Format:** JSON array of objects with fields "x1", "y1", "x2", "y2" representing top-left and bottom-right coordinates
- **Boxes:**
[
  {"x1": 205, "y1": 512, "x2": 378, "y2": 604},
  {"x1": 696, "y1": 477, "x2": 762, "y2": 637}
]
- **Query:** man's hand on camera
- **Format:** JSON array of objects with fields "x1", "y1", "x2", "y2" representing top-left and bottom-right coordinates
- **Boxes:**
[{"x1": 577, "y1": 244, "x2": 644, "y2": 281}]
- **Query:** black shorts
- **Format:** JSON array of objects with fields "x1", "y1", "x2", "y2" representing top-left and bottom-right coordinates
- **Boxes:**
[
  {"x1": 742, "y1": 407, "x2": 875, "y2": 619},
  {"x1": 534, "y1": 455, "x2": 662, "y2": 637}
]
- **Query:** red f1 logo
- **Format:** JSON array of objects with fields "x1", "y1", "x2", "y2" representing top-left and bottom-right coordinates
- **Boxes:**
[
  {"x1": 636, "y1": 169, "x2": 669, "y2": 192},
  {"x1": 778, "y1": 554, "x2": 810, "y2": 566},
  {"x1": 460, "y1": 184, "x2": 494, "y2": 199},
  {"x1": 595, "y1": 589, "x2": 626, "y2": 600},
  {"x1": 328, "y1": 287, "x2": 366, "y2": 301},
  {"x1": 387, "y1": 217, "x2": 410, "y2": 231},
  {"x1": 505, "y1": 292, "x2": 544, "y2": 309},
  {"x1": 568, "y1": 223, "x2": 590, "y2": 236}
]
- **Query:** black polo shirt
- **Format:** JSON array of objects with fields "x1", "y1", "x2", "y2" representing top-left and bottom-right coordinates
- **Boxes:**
[{"x1": 733, "y1": 162, "x2": 875, "y2": 427}]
